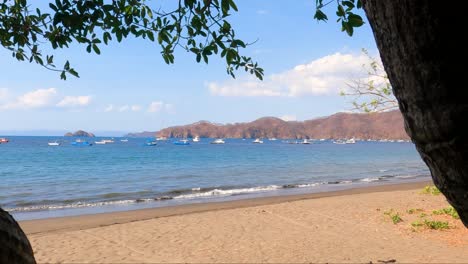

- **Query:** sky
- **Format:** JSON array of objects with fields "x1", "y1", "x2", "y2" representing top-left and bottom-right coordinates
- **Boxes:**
[{"x1": 0, "y1": 1, "x2": 379, "y2": 136}]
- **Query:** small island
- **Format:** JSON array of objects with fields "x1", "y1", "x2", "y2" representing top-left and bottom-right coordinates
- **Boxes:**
[{"x1": 64, "y1": 130, "x2": 95, "y2": 137}]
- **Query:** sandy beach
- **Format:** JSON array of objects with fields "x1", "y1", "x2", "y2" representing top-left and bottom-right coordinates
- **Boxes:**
[{"x1": 20, "y1": 181, "x2": 468, "y2": 263}]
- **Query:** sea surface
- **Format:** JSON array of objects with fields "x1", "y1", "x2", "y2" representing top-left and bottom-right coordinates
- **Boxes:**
[{"x1": 0, "y1": 136, "x2": 430, "y2": 220}]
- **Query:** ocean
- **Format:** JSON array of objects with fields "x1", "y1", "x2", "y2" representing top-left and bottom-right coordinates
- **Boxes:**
[{"x1": 0, "y1": 136, "x2": 430, "y2": 220}]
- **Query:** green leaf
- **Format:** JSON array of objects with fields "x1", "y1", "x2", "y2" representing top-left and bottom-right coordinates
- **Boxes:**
[
  {"x1": 348, "y1": 14, "x2": 364, "y2": 27},
  {"x1": 68, "y1": 68, "x2": 80, "y2": 78},
  {"x1": 313, "y1": 9, "x2": 328, "y2": 21},
  {"x1": 92, "y1": 44, "x2": 101, "y2": 54},
  {"x1": 336, "y1": 5, "x2": 345, "y2": 17}
]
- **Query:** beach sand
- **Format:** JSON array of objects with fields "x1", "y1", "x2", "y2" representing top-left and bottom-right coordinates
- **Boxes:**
[{"x1": 20, "y1": 181, "x2": 468, "y2": 263}]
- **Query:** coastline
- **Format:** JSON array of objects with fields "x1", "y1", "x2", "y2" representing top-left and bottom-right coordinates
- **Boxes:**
[
  {"x1": 20, "y1": 180, "x2": 431, "y2": 235},
  {"x1": 24, "y1": 179, "x2": 468, "y2": 263}
]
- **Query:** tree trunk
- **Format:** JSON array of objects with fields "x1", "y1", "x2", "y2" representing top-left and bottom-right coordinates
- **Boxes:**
[
  {"x1": 363, "y1": 0, "x2": 468, "y2": 226},
  {"x1": 0, "y1": 208, "x2": 36, "y2": 263}
]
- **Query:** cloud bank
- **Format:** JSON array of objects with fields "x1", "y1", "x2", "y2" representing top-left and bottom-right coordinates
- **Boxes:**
[{"x1": 207, "y1": 52, "x2": 376, "y2": 97}]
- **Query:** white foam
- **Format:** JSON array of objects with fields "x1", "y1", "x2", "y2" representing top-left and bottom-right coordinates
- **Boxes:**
[
  {"x1": 360, "y1": 177, "x2": 381, "y2": 182},
  {"x1": 296, "y1": 183, "x2": 321, "y2": 188},
  {"x1": 6, "y1": 199, "x2": 138, "y2": 212},
  {"x1": 173, "y1": 185, "x2": 281, "y2": 199}
]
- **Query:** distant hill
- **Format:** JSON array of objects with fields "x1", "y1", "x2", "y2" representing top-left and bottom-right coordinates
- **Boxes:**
[
  {"x1": 127, "y1": 110, "x2": 409, "y2": 140},
  {"x1": 64, "y1": 130, "x2": 95, "y2": 137},
  {"x1": 125, "y1": 131, "x2": 157, "y2": 138}
]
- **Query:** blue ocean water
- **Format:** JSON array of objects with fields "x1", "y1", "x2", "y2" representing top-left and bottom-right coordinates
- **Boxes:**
[{"x1": 0, "y1": 136, "x2": 430, "y2": 220}]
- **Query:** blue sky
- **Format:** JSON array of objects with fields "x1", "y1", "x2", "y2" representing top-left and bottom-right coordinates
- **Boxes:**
[{"x1": 0, "y1": 1, "x2": 378, "y2": 136}]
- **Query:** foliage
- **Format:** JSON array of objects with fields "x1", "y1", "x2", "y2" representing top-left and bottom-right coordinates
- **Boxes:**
[
  {"x1": 313, "y1": 0, "x2": 365, "y2": 36},
  {"x1": 0, "y1": 0, "x2": 263, "y2": 80},
  {"x1": 340, "y1": 49, "x2": 398, "y2": 113},
  {"x1": 406, "y1": 208, "x2": 423, "y2": 214},
  {"x1": 433, "y1": 206, "x2": 460, "y2": 219},
  {"x1": 421, "y1": 185, "x2": 441, "y2": 195},
  {"x1": 411, "y1": 220, "x2": 423, "y2": 227},
  {"x1": 423, "y1": 220, "x2": 450, "y2": 230},
  {"x1": 384, "y1": 209, "x2": 403, "y2": 224}
]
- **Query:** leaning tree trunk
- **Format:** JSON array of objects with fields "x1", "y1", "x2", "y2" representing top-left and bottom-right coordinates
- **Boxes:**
[
  {"x1": 0, "y1": 208, "x2": 36, "y2": 263},
  {"x1": 363, "y1": 0, "x2": 468, "y2": 226}
]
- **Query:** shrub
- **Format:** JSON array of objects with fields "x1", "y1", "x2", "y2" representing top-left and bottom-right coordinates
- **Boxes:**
[
  {"x1": 432, "y1": 206, "x2": 460, "y2": 219},
  {"x1": 421, "y1": 185, "x2": 441, "y2": 195},
  {"x1": 384, "y1": 209, "x2": 403, "y2": 224},
  {"x1": 424, "y1": 220, "x2": 450, "y2": 230}
]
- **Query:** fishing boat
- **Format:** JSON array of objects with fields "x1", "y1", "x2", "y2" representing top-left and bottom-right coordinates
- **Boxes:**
[
  {"x1": 120, "y1": 139, "x2": 129, "y2": 142},
  {"x1": 0, "y1": 138, "x2": 9, "y2": 144},
  {"x1": 145, "y1": 139, "x2": 157, "y2": 146},
  {"x1": 301, "y1": 139, "x2": 311, "y2": 144},
  {"x1": 95, "y1": 140, "x2": 107, "y2": 145},
  {"x1": 193, "y1": 136, "x2": 200, "y2": 142},
  {"x1": 71, "y1": 139, "x2": 92, "y2": 146},
  {"x1": 48, "y1": 141, "x2": 60, "y2": 146},
  {"x1": 252, "y1": 138, "x2": 264, "y2": 144},
  {"x1": 333, "y1": 139, "x2": 346, "y2": 144},
  {"x1": 174, "y1": 139, "x2": 190, "y2": 145},
  {"x1": 345, "y1": 138, "x2": 356, "y2": 144},
  {"x1": 211, "y1": 138, "x2": 225, "y2": 144},
  {"x1": 102, "y1": 139, "x2": 114, "y2": 143},
  {"x1": 156, "y1": 136, "x2": 167, "y2": 141}
]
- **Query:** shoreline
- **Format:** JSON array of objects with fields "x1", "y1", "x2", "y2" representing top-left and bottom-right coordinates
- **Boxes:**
[{"x1": 19, "y1": 180, "x2": 431, "y2": 235}]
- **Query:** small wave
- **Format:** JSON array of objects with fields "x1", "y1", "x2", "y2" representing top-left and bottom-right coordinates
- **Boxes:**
[
  {"x1": 173, "y1": 185, "x2": 281, "y2": 199},
  {"x1": 6, "y1": 199, "x2": 136, "y2": 212},
  {"x1": 359, "y1": 177, "x2": 381, "y2": 182}
]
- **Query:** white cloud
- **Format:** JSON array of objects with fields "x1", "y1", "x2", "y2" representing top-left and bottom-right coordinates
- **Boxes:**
[
  {"x1": 207, "y1": 52, "x2": 375, "y2": 97},
  {"x1": 147, "y1": 101, "x2": 174, "y2": 113},
  {"x1": 148, "y1": 101, "x2": 163, "y2": 113},
  {"x1": 0, "y1": 88, "x2": 57, "y2": 110},
  {"x1": 0, "y1": 88, "x2": 8, "y2": 101},
  {"x1": 56, "y1": 96, "x2": 92, "y2": 107},
  {"x1": 119, "y1": 105, "x2": 129, "y2": 112},
  {"x1": 131, "y1": 105, "x2": 142, "y2": 112},
  {"x1": 257, "y1": 9, "x2": 269, "y2": 15},
  {"x1": 104, "y1": 104, "x2": 114, "y2": 112},
  {"x1": 280, "y1": 115, "x2": 297, "y2": 121}
]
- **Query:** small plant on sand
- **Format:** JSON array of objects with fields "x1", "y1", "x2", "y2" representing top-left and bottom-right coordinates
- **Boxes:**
[
  {"x1": 433, "y1": 206, "x2": 460, "y2": 219},
  {"x1": 423, "y1": 219, "x2": 450, "y2": 230},
  {"x1": 406, "y1": 208, "x2": 423, "y2": 214},
  {"x1": 411, "y1": 220, "x2": 424, "y2": 228},
  {"x1": 384, "y1": 209, "x2": 403, "y2": 224},
  {"x1": 421, "y1": 185, "x2": 441, "y2": 195},
  {"x1": 419, "y1": 213, "x2": 428, "y2": 218}
]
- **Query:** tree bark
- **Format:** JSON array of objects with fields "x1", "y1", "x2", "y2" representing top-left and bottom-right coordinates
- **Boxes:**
[
  {"x1": 363, "y1": 0, "x2": 468, "y2": 226},
  {"x1": 0, "y1": 208, "x2": 36, "y2": 263}
]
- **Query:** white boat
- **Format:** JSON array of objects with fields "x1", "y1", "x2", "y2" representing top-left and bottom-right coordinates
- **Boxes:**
[
  {"x1": 120, "y1": 139, "x2": 129, "y2": 142},
  {"x1": 301, "y1": 139, "x2": 311, "y2": 144},
  {"x1": 252, "y1": 138, "x2": 264, "y2": 144},
  {"x1": 95, "y1": 140, "x2": 106, "y2": 145},
  {"x1": 102, "y1": 139, "x2": 114, "y2": 143},
  {"x1": 48, "y1": 141, "x2": 60, "y2": 146},
  {"x1": 268, "y1": 137, "x2": 277, "y2": 141},
  {"x1": 156, "y1": 136, "x2": 167, "y2": 141},
  {"x1": 333, "y1": 139, "x2": 346, "y2": 144},
  {"x1": 211, "y1": 138, "x2": 225, "y2": 144},
  {"x1": 345, "y1": 138, "x2": 356, "y2": 144},
  {"x1": 193, "y1": 136, "x2": 200, "y2": 142}
]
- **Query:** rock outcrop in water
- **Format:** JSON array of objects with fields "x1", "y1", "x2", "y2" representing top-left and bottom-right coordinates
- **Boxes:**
[
  {"x1": 128, "y1": 110, "x2": 409, "y2": 140},
  {"x1": 64, "y1": 130, "x2": 95, "y2": 137}
]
